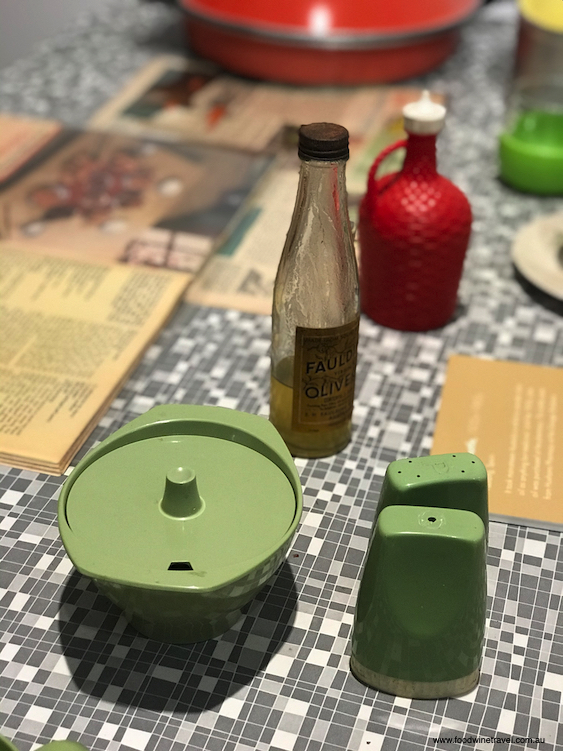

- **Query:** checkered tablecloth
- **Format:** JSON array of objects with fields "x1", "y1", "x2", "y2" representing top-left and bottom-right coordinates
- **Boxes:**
[{"x1": 1, "y1": 2, "x2": 562, "y2": 750}]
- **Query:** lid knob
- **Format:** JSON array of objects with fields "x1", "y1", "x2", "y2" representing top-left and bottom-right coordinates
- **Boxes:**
[{"x1": 161, "y1": 467, "x2": 204, "y2": 519}]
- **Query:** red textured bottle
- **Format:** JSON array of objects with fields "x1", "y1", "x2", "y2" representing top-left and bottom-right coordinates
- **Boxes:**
[{"x1": 358, "y1": 92, "x2": 472, "y2": 331}]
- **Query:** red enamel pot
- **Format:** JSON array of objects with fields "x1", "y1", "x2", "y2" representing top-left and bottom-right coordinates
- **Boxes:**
[{"x1": 177, "y1": 0, "x2": 481, "y2": 84}]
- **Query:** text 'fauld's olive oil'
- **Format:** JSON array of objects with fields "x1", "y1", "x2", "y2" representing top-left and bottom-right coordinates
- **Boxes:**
[{"x1": 270, "y1": 123, "x2": 360, "y2": 458}]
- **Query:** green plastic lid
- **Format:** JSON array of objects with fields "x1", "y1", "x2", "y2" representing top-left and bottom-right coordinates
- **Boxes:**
[
  {"x1": 59, "y1": 405, "x2": 301, "y2": 592},
  {"x1": 0, "y1": 738, "x2": 88, "y2": 751},
  {"x1": 499, "y1": 110, "x2": 563, "y2": 195}
]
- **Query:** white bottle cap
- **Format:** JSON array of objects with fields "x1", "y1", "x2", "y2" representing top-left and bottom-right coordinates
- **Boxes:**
[{"x1": 402, "y1": 91, "x2": 446, "y2": 135}]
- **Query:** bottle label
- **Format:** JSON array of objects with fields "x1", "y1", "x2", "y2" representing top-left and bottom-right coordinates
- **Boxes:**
[{"x1": 292, "y1": 317, "x2": 359, "y2": 431}]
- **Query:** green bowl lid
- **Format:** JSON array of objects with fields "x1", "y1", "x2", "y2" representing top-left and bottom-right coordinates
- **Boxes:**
[
  {"x1": 0, "y1": 739, "x2": 88, "y2": 751},
  {"x1": 58, "y1": 405, "x2": 302, "y2": 592}
]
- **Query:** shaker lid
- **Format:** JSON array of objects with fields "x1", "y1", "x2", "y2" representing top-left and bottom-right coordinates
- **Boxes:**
[
  {"x1": 59, "y1": 405, "x2": 301, "y2": 591},
  {"x1": 403, "y1": 91, "x2": 446, "y2": 135}
]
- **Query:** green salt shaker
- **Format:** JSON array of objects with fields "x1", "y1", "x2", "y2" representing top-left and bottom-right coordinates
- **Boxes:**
[
  {"x1": 350, "y1": 453, "x2": 488, "y2": 698},
  {"x1": 376, "y1": 453, "x2": 488, "y2": 532},
  {"x1": 351, "y1": 505, "x2": 487, "y2": 698}
]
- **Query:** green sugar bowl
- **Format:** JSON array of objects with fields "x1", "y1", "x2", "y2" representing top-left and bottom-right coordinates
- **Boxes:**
[
  {"x1": 0, "y1": 735, "x2": 87, "y2": 751},
  {"x1": 58, "y1": 405, "x2": 302, "y2": 643},
  {"x1": 0, "y1": 738, "x2": 87, "y2": 751}
]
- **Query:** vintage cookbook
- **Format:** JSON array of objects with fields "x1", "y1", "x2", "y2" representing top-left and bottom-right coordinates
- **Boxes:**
[
  {"x1": 0, "y1": 244, "x2": 189, "y2": 474},
  {"x1": 88, "y1": 55, "x2": 442, "y2": 315}
]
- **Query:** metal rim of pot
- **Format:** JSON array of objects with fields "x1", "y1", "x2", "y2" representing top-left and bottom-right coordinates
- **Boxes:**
[{"x1": 176, "y1": 0, "x2": 482, "y2": 50}]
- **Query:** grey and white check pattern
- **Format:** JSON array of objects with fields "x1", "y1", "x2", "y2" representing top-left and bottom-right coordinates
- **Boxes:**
[{"x1": 1, "y1": 2, "x2": 562, "y2": 750}]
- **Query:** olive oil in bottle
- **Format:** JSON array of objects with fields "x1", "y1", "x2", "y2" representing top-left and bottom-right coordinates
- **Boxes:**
[{"x1": 270, "y1": 123, "x2": 360, "y2": 458}]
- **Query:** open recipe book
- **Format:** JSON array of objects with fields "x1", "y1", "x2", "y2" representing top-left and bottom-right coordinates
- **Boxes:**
[
  {"x1": 0, "y1": 107, "x2": 270, "y2": 473},
  {"x1": 0, "y1": 60, "x2": 441, "y2": 473},
  {"x1": 0, "y1": 244, "x2": 189, "y2": 474}
]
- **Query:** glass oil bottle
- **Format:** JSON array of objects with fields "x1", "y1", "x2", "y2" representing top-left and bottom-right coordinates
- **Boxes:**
[{"x1": 270, "y1": 123, "x2": 360, "y2": 458}]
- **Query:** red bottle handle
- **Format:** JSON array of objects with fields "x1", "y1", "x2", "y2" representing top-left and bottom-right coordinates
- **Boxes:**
[{"x1": 365, "y1": 138, "x2": 408, "y2": 203}]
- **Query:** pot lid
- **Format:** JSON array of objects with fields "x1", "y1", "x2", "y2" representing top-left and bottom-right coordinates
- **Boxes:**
[
  {"x1": 59, "y1": 405, "x2": 301, "y2": 592},
  {"x1": 180, "y1": 0, "x2": 481, "y2": 41}
]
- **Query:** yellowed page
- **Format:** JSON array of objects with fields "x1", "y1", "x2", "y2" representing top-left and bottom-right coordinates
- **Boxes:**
[
  {"x1": 0, "y1": 244, "x2": 189, "y2": 473},
  {"x1": 0, "y1": 113, "x2": 61, "y2": 183},
  {"x1": 88, "y1": 54, "x2": 395, "y2": 154},
  {"x1": 88, "y1": 58, "x2": 445, "y2": 315},
  {"x1": 187, "y1": 167, "x2": 298, "y2": 315},
  {"x1": 0, "y1": 130, "x2": 205, "y2": 263},
  {"x1": 88, "y1": 54, "x2": 429, "y2": 183},
  {"x1": 431, "y1": 354, "x2": 563, "y2": 530},
  {"x1": 0, "y1": 121, "x2": 271, "y2": 292}
]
